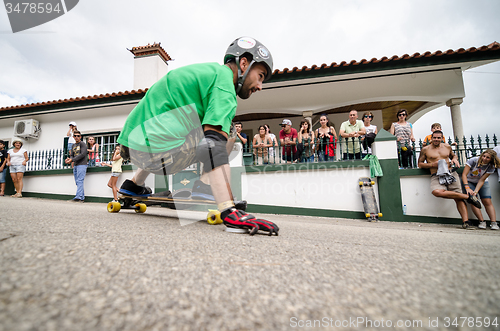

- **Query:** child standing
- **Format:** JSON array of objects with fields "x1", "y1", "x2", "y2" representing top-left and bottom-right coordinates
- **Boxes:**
[
  {"x1": 102, "y1": 145, "x2": 123, "y2": 202},
  {"x1": 423, "y1": 123, "x2": 446, "y2": 146}
]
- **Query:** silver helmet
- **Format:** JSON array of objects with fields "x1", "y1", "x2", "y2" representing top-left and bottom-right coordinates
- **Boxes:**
[{"x1": 224, "y1": 37, "x2": 273, "y2": 93}]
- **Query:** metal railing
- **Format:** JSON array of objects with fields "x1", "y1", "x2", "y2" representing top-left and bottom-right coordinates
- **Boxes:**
[
  {"x1": 25, "y1": 145, "x2": 125, "y2": 171},
  {"x1": 247, "y1": 136, "x2": 368, "y2": 165},
  {"x1": 398, "y1": 134, "x2": 498, "y2": 169}
]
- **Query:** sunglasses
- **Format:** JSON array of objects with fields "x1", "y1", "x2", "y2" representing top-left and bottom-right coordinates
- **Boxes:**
[
  {"x1": 398, "y1": 113, "x2": 407, "y2": 117},
  {"x1": 364, "y1": 115, "x2": 373, "y2": 118},
  {"x1": 74, "y1": 135, "x2": 81, "y2": 137}
]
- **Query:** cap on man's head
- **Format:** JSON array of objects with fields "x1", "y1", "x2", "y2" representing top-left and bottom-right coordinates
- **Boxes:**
[
  {"x1": 281, "y1": 119, "x2": 292, "y2": 126},
  {"x1": 69, "y1": 121, "x2": 77, "y2": 126}
]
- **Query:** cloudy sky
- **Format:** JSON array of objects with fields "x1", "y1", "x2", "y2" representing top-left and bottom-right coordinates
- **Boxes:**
[{"x1": 1, "y1": 0, "x2": 499, "y2": 141}]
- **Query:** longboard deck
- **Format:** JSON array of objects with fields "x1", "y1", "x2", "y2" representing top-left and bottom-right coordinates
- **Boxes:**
[{"x1": 358, "y1": 177, "x2": 382, "y2": 222}]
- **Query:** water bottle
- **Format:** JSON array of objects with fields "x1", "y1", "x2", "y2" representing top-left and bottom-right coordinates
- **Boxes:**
[{"x1": 403, "y1": 204, "x2": 407, "y2": 215}]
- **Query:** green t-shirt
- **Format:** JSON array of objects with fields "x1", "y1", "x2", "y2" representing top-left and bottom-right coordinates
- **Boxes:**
[
  {"x1": 340, "y1": 120, "x2": 364, "y2": 153},
  {"x1": 118, "y1": 62, "x2": 237, "y2": 153}
]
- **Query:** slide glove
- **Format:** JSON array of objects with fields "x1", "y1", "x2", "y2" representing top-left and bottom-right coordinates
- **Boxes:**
[
  {"x1": 221, "y1": 208, "x2": 279, "y2": 236},
  {"x1": 253, "y1": 218, "x2": 279, "y2": 236},
  {"x1": 222, "y1": 208, "x2": 259, "y2": 235}
]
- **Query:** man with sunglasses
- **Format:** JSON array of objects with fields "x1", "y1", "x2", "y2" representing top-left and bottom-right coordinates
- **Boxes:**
[{"x1": 65, "y1": 131, "x2": 88, "y2": 202}]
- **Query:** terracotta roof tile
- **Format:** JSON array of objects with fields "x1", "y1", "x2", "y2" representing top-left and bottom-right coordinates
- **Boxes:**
[
  {"x1": 129, "y1": 42, "x2": 172, "y2": 62},
  {"x1": 1, "y1": 42, "x2": 499, "y2": 113}
]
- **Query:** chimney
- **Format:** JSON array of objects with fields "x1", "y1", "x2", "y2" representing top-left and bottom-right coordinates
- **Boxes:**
[{"x1": 129, "y1": 42, "x2": 172, "y2": 90}]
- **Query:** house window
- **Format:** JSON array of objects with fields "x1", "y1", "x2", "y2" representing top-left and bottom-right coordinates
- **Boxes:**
[{"x1": 82, "y1": 132, "x2": 126, "y2": 165}]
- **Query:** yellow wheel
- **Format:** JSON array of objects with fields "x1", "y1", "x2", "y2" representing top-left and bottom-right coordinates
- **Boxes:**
[
  {"x1": 135, "y1": 203, "x2": 147, "y2": 213},
  {"x1": 359, "y1": 181, "x2": 363, "y2": 186},
  {"x1": 378, "y1": 213, "x2": 383, "y2": 217},
  {"x1": 401, "y1": 146, "x2": 408, "y2": 151},
  {"x1": 207, "y1": 209, "x2": 223, "y2": 225},
  {"x1": 365, "y1": 213, "x2": 370, "y2": 218},
  {"x1": 107, "y1": 201, "x2": 121, "y2": 213},
  {"x1": 371, "y1": 181, "x2": 375, "y2": 185}
]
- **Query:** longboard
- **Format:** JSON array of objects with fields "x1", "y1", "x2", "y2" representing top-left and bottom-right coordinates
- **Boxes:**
[
  {"x1": 106, "y1": 189, "x2": 246, "y2": 225},
  {"x1": 358, "y1": 177, "x2": 382, "y2": 222}
]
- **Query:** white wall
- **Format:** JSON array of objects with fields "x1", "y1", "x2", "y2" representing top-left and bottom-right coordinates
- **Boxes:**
[
  {"x1": 401, "y1": 172, "x2": 500, "y2": 220},
  {"x1": 0, "y1": 102, "x2": 136, "y2": 151},
  {"x1": 24, "y1": 168, "x2": 154, "y2": 200},
  {"x1": 242, "y1": 165, "x2": 375, "y2": 213},
  {"x1": 133, "y1": 55, "x2": 169, "y2": 90}
]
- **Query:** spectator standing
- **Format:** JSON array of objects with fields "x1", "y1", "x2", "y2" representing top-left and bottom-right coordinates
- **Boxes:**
[
  {"x1": 390, "y1": 109, "x2": 415, "y2": 168},
  {"x1": 252, "y1": 125, "x2": 272, "y2": 165},
  {"x1": 234, "y1": 122, "x2": 248, "y2": 152},
  {"x1": 315, "y1": 114, "x2": 337, "y2": 162},
  {"x1": 418, "y1": 130, "x2": 481, "y2": 229},
  {"x1": 279, "y1": 119, "x2": 297, "y2": 163},
  {"x1": 494, "y1": 146, "x2": 500, "y2": 183},
  {"x1": 360, "y1": 111, "x2": 378, "y2": 156},
  {"x1": 339, "y1": 110, "x2": 365, "y2": 160},
  {"x1": 6, "y1": 138, "x2": 29, "y2": 198},
  {"x1": 297, "y1": 119, "x2": 315, "y2": 162},
  {"x1": 0, "y1": 140, "x2": 8, "y2": 196},
  {"x1": 423, "y1": 123, "x2": 446, "y2": 146},
  {"x1": 264, "y1": 124, "x2": 278, "y2": 164},
  {"x1": 86, "y1": 136, "x2": 100, "y2": 167},
  {"x1": 67, "y1": 121, "x2": 77, "y2": 151},
  {"x1": 102, "y1": 145, "x2": 123, "y2": 202},
  {"x1": 462, "y1": 149, "x2": 500, "y2": 230},
  {"x1": 65, "y1": 130, "x2": 88, "y2": 202}
]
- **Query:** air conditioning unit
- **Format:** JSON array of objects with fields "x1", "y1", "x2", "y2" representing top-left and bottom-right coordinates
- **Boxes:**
[{"x1": 13, "y1": 119, "x2": 41, "y2": 139}]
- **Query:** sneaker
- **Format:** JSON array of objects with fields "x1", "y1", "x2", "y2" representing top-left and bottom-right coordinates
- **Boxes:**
[
  {"x1": 466, "y1": 194, "x2": 482, "y2": 209},
  {"x1": 12, "y1": 193, "x2": 22, "y2": 198},
  {"x1": 491, "y1": 222, "x2": 499, "y2": 230},
  {"x1": 462, "y1": 220, "x2": 474, "y2": 229},
  {"x1": 70, "y1": 198, "x2": 83, "y2": 203},
  {"x1": 191, "y1": 180, "x2": 215, "y2": 201},
  {"x1": 478, "y1": 221, "x2": 487, "y2": 229},
  {"x1": 119, "y1": 179, "x2": 152, "y2": 197}
]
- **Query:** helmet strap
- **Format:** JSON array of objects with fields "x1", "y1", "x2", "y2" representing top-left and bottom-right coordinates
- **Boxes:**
[{"x1": 236, "y1": 58, "x2": 255, "y2": 94}]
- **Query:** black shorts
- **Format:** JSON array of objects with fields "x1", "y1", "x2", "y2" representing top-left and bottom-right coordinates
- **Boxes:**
[{"x1": 120, "y1": 128, "x2": 204, "y2": 175}]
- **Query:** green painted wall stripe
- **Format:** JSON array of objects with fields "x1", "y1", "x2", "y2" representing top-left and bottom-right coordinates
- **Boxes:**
[{"x1": 377, "y1": 158, "x2": 404, "y2": 221}]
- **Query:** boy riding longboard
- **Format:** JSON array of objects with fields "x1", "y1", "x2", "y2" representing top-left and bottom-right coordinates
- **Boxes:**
[{"x1": 115, "y1": 37, "x2": 278, "y2": 236}]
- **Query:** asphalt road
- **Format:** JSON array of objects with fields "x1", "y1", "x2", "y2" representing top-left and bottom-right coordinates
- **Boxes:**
[{"x1": 1, "y1": 197, "x2": 499, "y2": 331}]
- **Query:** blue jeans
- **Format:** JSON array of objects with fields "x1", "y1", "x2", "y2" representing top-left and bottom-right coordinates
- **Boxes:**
[
  {"x1": 300, "y1": 155, "x2": 315, "y2": 163},
  {"x1": 317, "y1": 153, "x2": 334, "y2": 162},
  {"x1": 73, "y1": 165, "x2": 87, "y2": 200}
]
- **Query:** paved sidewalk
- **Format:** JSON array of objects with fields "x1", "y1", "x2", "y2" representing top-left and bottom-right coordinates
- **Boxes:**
[{"x1": 1, "y1": 197, "x2": 499, "y2": 331}]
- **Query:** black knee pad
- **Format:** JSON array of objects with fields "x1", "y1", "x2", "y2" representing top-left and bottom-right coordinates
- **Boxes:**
[{"x1": 196, "y1": 130, "x2": 229, "y2": 172}]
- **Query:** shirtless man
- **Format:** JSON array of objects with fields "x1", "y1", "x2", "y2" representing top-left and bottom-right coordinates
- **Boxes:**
[{"x1": 418, "y1": 130, "x2": 482, "y2": 229}]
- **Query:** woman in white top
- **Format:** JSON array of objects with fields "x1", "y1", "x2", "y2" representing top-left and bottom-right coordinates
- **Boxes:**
[
  {"x1": 361, "y1": 111, "x2": 378, "y2": 155},
  {"x1": 6, "y1": 138, "x2": 29, "y2": 198},
  {"x1": 264, "y1": 124, "x2": 278, "y2": 164}
]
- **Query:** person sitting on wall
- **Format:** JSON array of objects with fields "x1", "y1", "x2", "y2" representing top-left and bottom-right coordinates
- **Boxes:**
[
  {"x1": 418, "y1": 130, "x2": 482, "y2": 229},
  {"x1": 462, "y1": 149, "x2": 500, "y2": 230},
  {"x1": 339, "y1": 110, "x2": 365, "y2": 160}
]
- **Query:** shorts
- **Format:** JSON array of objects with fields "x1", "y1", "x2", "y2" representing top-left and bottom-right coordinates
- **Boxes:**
[
  {"x1": 111, "y1": 172, "x2": 121, "y2": 177},
  {"x1": 463, "y1": 181, "x2": 492, "y2": 199},
  {"x1": 120, "y1": 128, "x2": 204, "y2": 175},
  {"x1": 430, "y1": 171, "x2": 461, "y2": 193},
  {"x1": 10, "y1": 165, "x2": 26, "y2": 173},
  {"x1": 0, "y1": 168, "x2": 6, "y2": 183}
]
